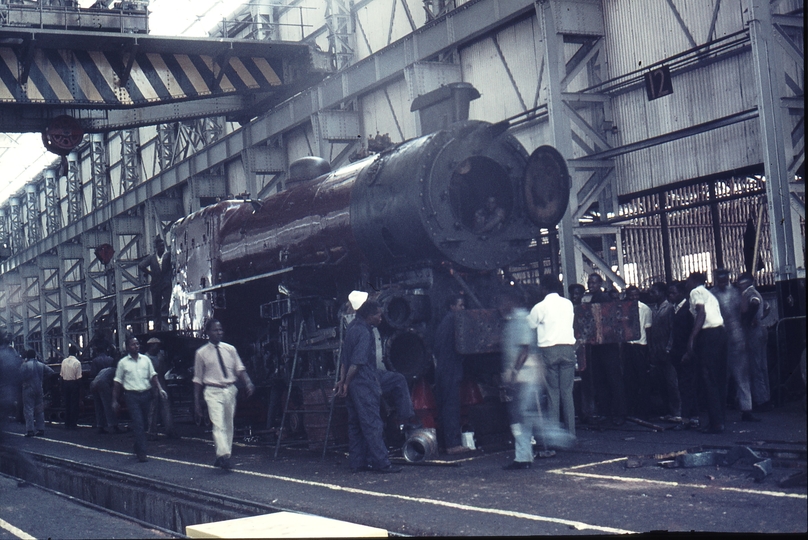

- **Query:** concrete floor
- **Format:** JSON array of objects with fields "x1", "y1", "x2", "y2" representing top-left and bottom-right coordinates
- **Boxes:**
[{"x1": 1, "y1": 400, "x2": 806, "y2": 537}]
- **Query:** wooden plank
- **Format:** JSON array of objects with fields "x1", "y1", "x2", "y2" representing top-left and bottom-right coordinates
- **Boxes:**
[{"x1": 186, "y1": 512, "x2": 388, "y2": 538}]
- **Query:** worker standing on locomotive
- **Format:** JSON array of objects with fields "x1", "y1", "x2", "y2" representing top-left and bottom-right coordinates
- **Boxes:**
[
  {"x1": 138, "y1": 236, "x2": 172, "y2": 331},
  {"x1": 193, "y1": 319, "x2": 255, "y2": 471},
  {"x1": 334, "y1": 299, "x2": 402, "y2": 474}
]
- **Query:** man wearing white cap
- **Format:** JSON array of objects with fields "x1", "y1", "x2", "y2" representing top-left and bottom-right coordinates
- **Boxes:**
[
  {"x1": 344, "y1": 291, "x2": 420, "y2": 431},
  {"x1": 335, "y1": 296, "x2": 402, "y2": 473},
  {"x1": 349, "y1": 290, "x2": 369, "y2": 311}
]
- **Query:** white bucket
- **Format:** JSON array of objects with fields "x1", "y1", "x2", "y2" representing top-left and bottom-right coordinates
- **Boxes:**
[{"x1": 461, "y1": 431, "x2": 476, "y2": 450}]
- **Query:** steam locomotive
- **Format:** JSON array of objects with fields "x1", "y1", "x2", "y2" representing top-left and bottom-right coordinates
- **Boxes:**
[{"x1": 167, "y1": 115, "x2": 569, "y2": 440}]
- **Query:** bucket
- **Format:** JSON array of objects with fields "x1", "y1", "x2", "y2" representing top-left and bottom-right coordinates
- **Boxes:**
[
  {"x1": 461, "y1": 431, "x2": 476, "y2": 450},
  {"x1": 402, "y1": 428, "x2": 438, "y2": 463}
]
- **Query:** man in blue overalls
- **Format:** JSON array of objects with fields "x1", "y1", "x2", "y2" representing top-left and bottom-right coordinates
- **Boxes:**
[{"x1": 335, "y1": 299, "x2": 402, "y2": 474}]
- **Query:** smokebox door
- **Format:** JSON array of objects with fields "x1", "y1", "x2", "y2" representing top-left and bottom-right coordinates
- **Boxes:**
[{"x1": 523, "y1": 145, "x2": 570, "y2": 228}]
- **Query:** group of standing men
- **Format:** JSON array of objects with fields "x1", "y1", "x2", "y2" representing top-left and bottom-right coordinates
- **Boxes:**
[
  {"x1": 431, "y1": 275, "x2": 578, "y2": 470},
  {"x1": 7, "y1": 318, "x2": 254, "y2": 471},
  {"x1": 104, "y1": 320, "x2": 255, "y2": 467},
  {"x1": 575, "y1": 270, "x2": 770, "y2": 435}
]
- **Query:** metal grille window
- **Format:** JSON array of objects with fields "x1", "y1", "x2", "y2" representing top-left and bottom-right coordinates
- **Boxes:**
[{"x1": 615, "y1": 171, "x2": 774, "y2": 288}]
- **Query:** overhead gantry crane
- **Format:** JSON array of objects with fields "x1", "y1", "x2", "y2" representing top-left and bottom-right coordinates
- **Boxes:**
[{"x1": 0, "y1": 0, "x2": 330, "y2": 355}]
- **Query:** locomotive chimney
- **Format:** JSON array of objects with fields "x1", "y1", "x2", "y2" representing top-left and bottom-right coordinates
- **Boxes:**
[{"x1": 410, "y1": 82, "x2": 481, "y2": 136}]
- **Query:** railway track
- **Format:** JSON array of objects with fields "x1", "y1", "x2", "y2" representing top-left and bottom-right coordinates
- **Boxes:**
[{"x1": 0, "y1": 447, "x2": 299, "y2": 536}]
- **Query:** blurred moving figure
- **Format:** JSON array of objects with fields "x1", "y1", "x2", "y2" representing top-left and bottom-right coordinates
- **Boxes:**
[
  {"x1": 738, "y1": 273, "x2": 771, "y2": 412},
  {"x1": 19, "y1": 349, "x2": 55, "y2": 437}
]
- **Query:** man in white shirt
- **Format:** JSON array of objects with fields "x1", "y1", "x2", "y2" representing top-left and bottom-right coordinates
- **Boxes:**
[
  {"x1": 623, "y1": 286, "x2": 653, "y2": 419},
  {"x1": 527, "y1": 275, "x2": 577, "y2": 441},
  {"x1": 685, "y1": 272, "x2": 727, "y2": 434},
  {"x1": 194, "y1": 319, "x2": 255, "y2": 471},
  {"x1": 60, "y1": 345, "x2": 82, "y2": 430}
]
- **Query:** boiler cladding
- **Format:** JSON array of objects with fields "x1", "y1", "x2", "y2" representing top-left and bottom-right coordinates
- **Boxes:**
[{"x1": 170, "y1": 119, "x2": 570, "y2": 305}]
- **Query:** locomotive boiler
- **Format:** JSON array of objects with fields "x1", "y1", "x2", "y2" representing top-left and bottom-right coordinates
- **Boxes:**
[{"x1": 168, "y1": 115, "x2": 569, "y2": 438}]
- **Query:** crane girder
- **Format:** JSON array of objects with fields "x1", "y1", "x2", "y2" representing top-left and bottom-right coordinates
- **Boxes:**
[{"x1": 0, "y1": 26, "x2": 332, "y2": 132}]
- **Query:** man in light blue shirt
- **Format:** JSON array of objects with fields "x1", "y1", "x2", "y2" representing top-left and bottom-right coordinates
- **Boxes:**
[{"x1": 113, "y1": 335, "x2": 165, "y2": 462}]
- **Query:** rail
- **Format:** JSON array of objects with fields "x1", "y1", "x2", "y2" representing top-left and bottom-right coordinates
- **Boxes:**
[{"x1": 0, "y1": 448, "x2": 287, "y2": 535}]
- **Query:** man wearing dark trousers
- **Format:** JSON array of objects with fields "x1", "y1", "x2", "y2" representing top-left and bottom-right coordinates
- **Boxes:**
[
  {"x1": 138, "y1": 235, "x2": 172, "y2": 331},
  {"x1": 585, "y1": 273, "x2": 627, "y2": 425},
  {"x1": 60, "y1": 345, "x2": 82, "y2": 430},
  {"x1": 432, "y1": 295, "x2": 470, "y2": 455},
  {"x1": 685, "y1": 272, "x2": 727, "y2": 434},
  {"x1": 113, "y1": 335, "x2": 166, "y2": 462},
  {"x1": 335, "y1": 299, "x2": 401, "y2": 474},
  {"x1": 20, "y1": 349, "x2": 55, "y2": 437}
]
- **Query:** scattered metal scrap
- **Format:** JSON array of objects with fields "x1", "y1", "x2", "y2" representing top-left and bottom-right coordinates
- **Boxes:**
[
  {"x1": 626, "y1": 417, "x2": 667, "y2": 432},
  {"x1": 657, "y1": 446, "x2": 775, "y2": 482}
]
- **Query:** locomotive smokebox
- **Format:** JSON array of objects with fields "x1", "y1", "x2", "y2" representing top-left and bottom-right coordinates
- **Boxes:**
[{"x1": 350, "y1": 120, "x2": 569, "y2": 271}]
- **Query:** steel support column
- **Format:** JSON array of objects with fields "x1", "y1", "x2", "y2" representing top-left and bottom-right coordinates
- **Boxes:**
[
  {"x1": 0, "y1": 274, "x2": 7, "y2": 331},
  {"x1": 156, "y1": 124, "x2": 176, "y2": 172},
  {"x1": 67, "y1": 151, "x2": 83, "y2": 223},
  {"x1": 111, "y1": 216, "x2": 147, "y2": 343},
  {"x1": 249, "y1": 0, "x2": 278, "y2": 41},
  {"x1": 325, "y1": 0, "x2": 355, "y2": 70},
  {"x1": 19, "y1": 264, "x2": 39, "y2": 350},
  {"x1": 8, "y1": 196, "x2": 23, "y2": 253},
  {"x1": 44, "y1": 169, "x2": 61, "y2": 236},
  {"x1": 121, "y1": 128, "x2": 140, "y2": 193},
  {"x1": 2, "y1": 271, "x2": 22, "y2": 342},
  {"x1": 749, "y1": 0, "x2": 798, "y2": 281},
  {"x1": 83, "y1": 230, "x2": 114, "y2": 350},
  {"x1": 58, "y1": 243, "x2": 86, "y2": 361},
  {"x1": 537, "y1": 0, "x2": 612, "y2": 290},
  {"x1": 0, "y1": 208, "x2": 7, "y2": 256},
  {"x1": 538, "y1": 0, "x2": 577, "y2": 290},
  {"x1": 90, "y1": 133, "x2": 110, "y2": 210},
  {"x1": 37, "y1": 254, "x2": 61, "y2": 357},
  {"x1": 24, "y1": 184, "x2": 40, "y2": 246}
]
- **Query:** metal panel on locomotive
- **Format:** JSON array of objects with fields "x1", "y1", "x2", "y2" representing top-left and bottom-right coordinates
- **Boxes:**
[{"x1": 169, "y1": 88, "x2": 570, "y2": 450}]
